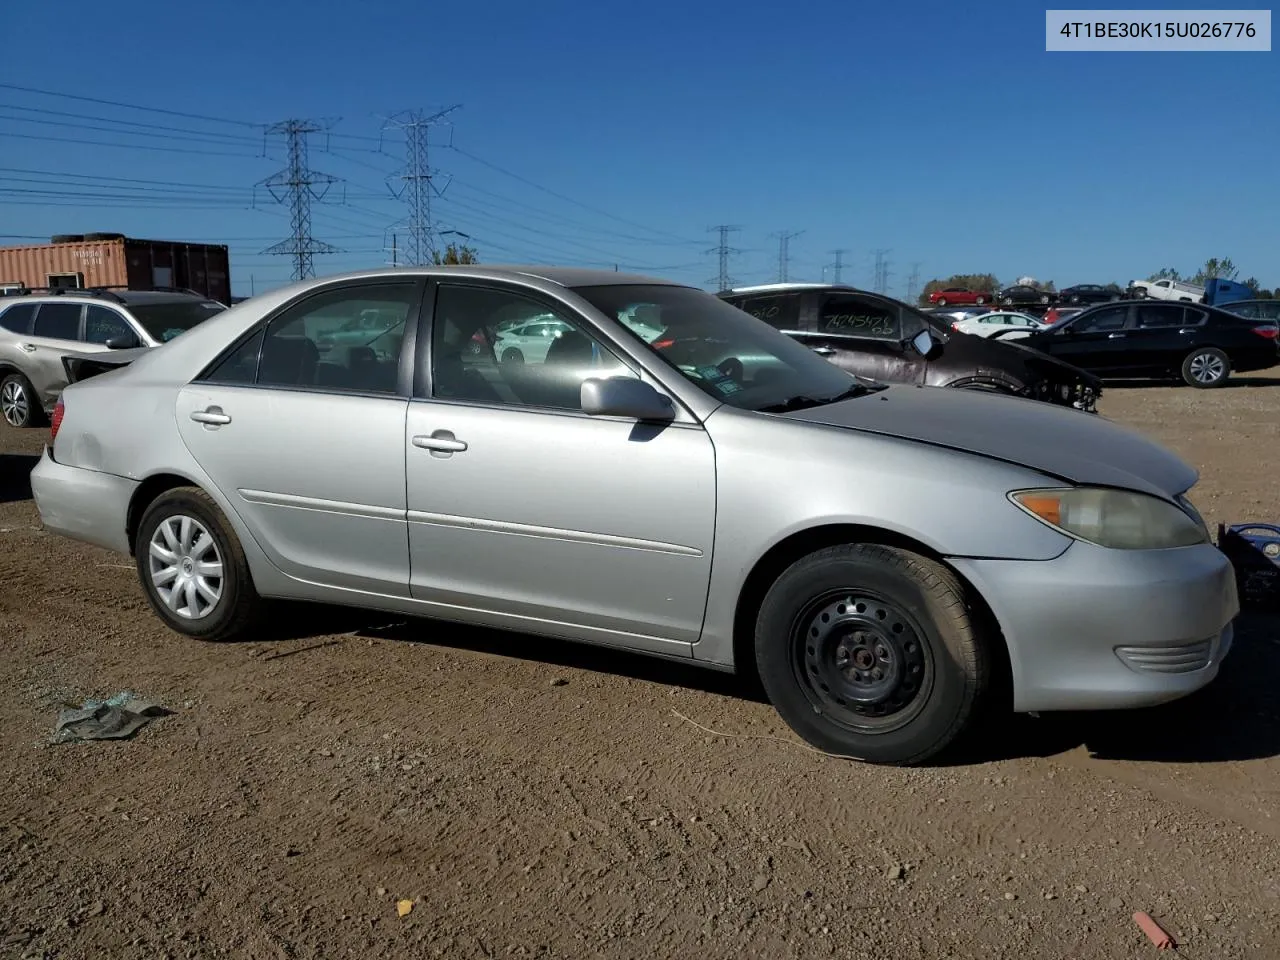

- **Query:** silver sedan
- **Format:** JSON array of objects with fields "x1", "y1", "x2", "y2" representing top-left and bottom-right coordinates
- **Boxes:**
[{"x1": 29, "y1": 266, "x2": 1239, "y2": 765}]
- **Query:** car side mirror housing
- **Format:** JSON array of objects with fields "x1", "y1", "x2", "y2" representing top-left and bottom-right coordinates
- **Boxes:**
[
  {"x1": 581, "y1": 376, "x2": 675, "y2": 421},
  {"x1": 909, "y1": 329, "x2": 942, "y2": 359},
  {"x1": 105, "y1": 336, "x2": 135, "y2": 349}
]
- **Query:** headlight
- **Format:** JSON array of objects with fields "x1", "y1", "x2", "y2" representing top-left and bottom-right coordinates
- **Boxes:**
[{"x1": 1009, "y1": 487, "x2": 1209, "y2": 550}]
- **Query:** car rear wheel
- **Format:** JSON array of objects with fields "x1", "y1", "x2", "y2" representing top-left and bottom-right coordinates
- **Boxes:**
[
  {"x1": 134, "y1": 486, "x2": 264, "y2": 641},
  {"x1": 1, "y1": 373, "x2": 42, "y2": 428},
  {"x1": 936, "y1": 298, "x2": 948, "y2": 306},
  {"x1": 754, "y1": 543, "x2": 989, "y2": 765},
  {"x1": 502, "y1": 347, "x2": 525, "y2": 364},
  {"x1": 975, "y1": 296, "x2": 985, "y2": 305},
  {"x1": 1182, "y1": 347, "x2": 1230, "y2": 388}
]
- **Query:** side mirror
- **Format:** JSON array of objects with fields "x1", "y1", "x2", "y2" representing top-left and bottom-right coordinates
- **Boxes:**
[
  {"x1": 105, "y1": 336, "x2": 136, "y2": 350},
  {"x1": 581, "y1": 376, "x2": 675, "y2": 421},
  {"x1": 909, "y1": 329, "x2": 942, "y2": 359}
]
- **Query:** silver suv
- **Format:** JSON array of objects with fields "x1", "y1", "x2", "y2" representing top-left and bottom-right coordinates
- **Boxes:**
[{"x1": 0, "y1": 288, "x2": 226, "y2": 427}]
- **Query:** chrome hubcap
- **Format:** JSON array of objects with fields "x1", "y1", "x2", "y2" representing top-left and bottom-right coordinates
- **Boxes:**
[
  {"x1": 1, "y1": 381, "x2": 29, "y2": 426},
  {"x1": 148, "y1": 515, "x2": 224, "y2": 619},
  {"x1": 1190, "y1": 353, "x2": 1225, "y2": 383}
]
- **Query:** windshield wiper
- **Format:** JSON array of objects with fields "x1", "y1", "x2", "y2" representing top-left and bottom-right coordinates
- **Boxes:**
[{"x1": 757, "y1": 382, "x2": 883, "y2": 413}]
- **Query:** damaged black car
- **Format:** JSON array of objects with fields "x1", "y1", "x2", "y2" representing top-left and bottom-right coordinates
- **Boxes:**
[{"x1": 718, "y1": 283, "x2": 1101, "y2": 412}]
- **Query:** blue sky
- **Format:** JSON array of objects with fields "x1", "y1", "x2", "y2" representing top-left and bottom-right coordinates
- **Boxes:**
[{"x1": 1, "y1": 0, "x2": 1276, "y2": 297}]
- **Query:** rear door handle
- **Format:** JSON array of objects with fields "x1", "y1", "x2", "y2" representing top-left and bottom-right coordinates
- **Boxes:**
[
  {"x1": 811, "y1": 346, "x2": 836, "y2": 356},
  {"x1": 412, "y1": 432, "x2": 468, "y2": 454},
  {"x1": 1178, "y1": 328, "x2": 1196, "y2": 334},
  {"x1": 190, "y1": 408, "x2": 231, "y2": 425},
  {"x1": 1107, "y1": 332, "x2": 1126, "y2": 339}
]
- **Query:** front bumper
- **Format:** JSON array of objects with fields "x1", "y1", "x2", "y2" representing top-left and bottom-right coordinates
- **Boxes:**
[
  {"x1": 950, "y1": 540, "x2": 1238, "y2": 712},
  {"x1": 29, "y1": 445, "x2": 137, "y2": 555}
]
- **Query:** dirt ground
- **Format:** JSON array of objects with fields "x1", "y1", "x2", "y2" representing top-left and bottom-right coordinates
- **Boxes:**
[{"x1": 2, "y1": 374, "x2": 1279, "y2": 960}]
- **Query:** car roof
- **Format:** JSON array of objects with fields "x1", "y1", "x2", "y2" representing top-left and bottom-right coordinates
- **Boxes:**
[
  {"x1": 723, "y1": 282, "x2": 860, "y2": 295},
  {"x1": 0, "y1": 288, "x2": 217, "y2": 306},
  {"x1": 289, "y1": 264, "x2": 684, "y2": 289}
]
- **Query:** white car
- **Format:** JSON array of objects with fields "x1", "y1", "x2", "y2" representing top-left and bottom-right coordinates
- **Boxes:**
[
  {"x1": 1128, "y1": 278, "x2": 1205, "y2": 303},
  {"x1": 948, "y1": 311, "x2": 1048, "y2": 341},
  {"x1": 492, "y1": 317, "x2": 572, "y2": 364}
]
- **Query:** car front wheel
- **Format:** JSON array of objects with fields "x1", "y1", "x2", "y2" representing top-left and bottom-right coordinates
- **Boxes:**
[
  {"x1": 754, "y1": 543, "x2": 988, "y2": 765},
  {"x1": 1182, "y1": 347, "x2": 1230, "y2": 388},
  {"x1": 134, "y1": 486, "x2": 264, "y2": 641}
]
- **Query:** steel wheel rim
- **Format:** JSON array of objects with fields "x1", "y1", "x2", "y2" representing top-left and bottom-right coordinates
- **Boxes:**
[
  {"x1": 1, "y1": 380, "x2": 28, "y2": 426},
  {"x1": 148, "y1": 514, "x2": 224, "y2": 619},
  {"x1": 790, "y1": 590, "x2": 935, "y2": 735},
  {"x1": 1190, "y1": 353, "x2": 1225, "y2": 383}
]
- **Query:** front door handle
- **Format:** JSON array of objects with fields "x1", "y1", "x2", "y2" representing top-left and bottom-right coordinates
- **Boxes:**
[
  {"x1": 190, "y1": 408, "x2": 231, "y2": 425},
  {"x1": 811, "y1": 346, "x2": 835, "y2": 356},
  {"x1": 18, "y1": 342, "x2": 36, "y2": 353},
  {"x1": 1178, "y1": 328, "x2": 1197, "y2": 334},
  {"x1": 1107, "y1": 332, "x2": 1126, "y2": 339},
  {"x1": 412, "y1": 431, "x2": 468, "y2": 455}
]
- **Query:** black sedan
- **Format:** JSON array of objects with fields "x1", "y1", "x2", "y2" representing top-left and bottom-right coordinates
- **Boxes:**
[
  {"x1": 1003, "y1": 299, "x2": 1279, "y2": 387},
  {"x1": 998, "y1": 284, "x2": 1054, "y2": 306},
  {"x1": 1058, "y1": 283, "x2": 1122, "y2": 305}
]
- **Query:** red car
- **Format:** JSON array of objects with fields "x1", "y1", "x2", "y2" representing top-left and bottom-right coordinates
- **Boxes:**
[{"x1": 927, "y1": 286, "x2": 991, "y2": 306}]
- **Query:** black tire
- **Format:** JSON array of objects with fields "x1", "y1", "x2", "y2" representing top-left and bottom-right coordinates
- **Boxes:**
[
  {"x1": 501, "y1": 347, "x2": 524, "y2": 364},
  {"x1": 0, "y1": 372, "x2": 43, "y2": 428},
  {"x1": 134, "y1": 486, "x2": 264, "y2": 642},
  {"x1": 755, "y1": 543, "x2": 988, "y2": 765},
  {"x1": 1181, "y1": 347, "x2": 1230, "y2": 388}
]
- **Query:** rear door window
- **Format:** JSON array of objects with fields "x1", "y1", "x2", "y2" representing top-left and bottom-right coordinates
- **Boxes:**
[
  {"x1": 1135, "y1": 304, "x2": 1185, "y2": 328},
  {"x1": 32, "y1": 302, "x2": 83, "y2": 341},
  {"x1": 732, "y1": 294, "x2": 802, "y2": 331}
]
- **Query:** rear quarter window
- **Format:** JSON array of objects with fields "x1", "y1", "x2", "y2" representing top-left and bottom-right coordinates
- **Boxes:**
[
  {"x1": 731, "y1": 294, "x2": 801, "y2": 331},
  {"x1": 0, "y1": 302, "x2": 35, "y2": 334}
]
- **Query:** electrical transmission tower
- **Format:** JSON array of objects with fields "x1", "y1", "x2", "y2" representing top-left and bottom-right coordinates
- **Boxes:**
[
  {"x1": 381, "y1": 105, "x2": 461, "y2": 265},
  {"x1": 257, "y1": 119, "x2": 343, "y2": 281},
  {"x1": 829, "y1": 249, "x2": 848, "y2": 284},
  {"x1": 906, "y1": 261, "x2": 923, "y2": 303},
  {"x1": 706, "y1": 225, "x2": 742, "y2": 291},
  {"x1": 872, "y1": 248, "x2": 892, "y2": 294},
  {"x1": 772, "y1": 230, "x2": 804, "y2": 282}
]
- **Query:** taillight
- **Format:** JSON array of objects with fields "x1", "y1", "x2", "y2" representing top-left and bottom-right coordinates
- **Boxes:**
[
  {"x1": 1250, "y1": 325, "x2": 1279, "y2": 339},
  {"x1": 951, "y1": 322, "x2": 961, "y2": 330},
  {"x1": 50, "y1": 399, "x2": 65, "y2": 443},
  {"x1": 653, "y1": 338, "x2": 676, "y2": 350}
]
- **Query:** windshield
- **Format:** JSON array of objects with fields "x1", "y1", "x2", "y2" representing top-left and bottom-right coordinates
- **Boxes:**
[
  {"x1": 572, "y1": 284, "x2": 882, "y2": 412},
  {"x1": 129, "y1": 299, "x2": 225, "y2": 342}
]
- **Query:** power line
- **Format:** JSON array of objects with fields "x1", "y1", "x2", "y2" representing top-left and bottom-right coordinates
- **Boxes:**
[
  {"x1": 381, "y1": 105, "x2": 460, "y2": 265},
  {"x1": 872, "y1": 248, "x2": 892, "y2": 295},
  {"x1": 257, "y1": 119, "x2": 344, "y2": 281},
  {"x1": 907, "y1": 262, "x2": 923, "y2": 303},
  {"x1": 0, "y1": 81, "x2": 257, "y2": 127},
  {"x1": 772, "y1": 230, "x2": 804, "y2": 282},
  {"x1": 829, "y1": 248, "x2": 848, "y2": 284},
  {"x1": 707, "y1": 225, "x2": 742, "y2": 291},
  {"x1": 446, "y1": 145, "x2": 698, "y2": 245}
]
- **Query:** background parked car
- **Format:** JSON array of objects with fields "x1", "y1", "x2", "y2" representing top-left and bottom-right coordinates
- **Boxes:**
[
  {"x1": 1217, "y1": 299, "x2": 1280, "y2": 322},
  {"x1": 950, "y1": 310, "x2": 1049, "y2": 340},
  {"x1": 926, "y1": 286, "x2": 991, "y2": 306},
  {"x1": 1014, "y1": 299, "x2": 1280, "y2": 387},
  {"x1": 1058, "y1": 284, "x2": 1122, "y2": 305},
  {"x1": 998, "y1": 284, "x2": 1054, "y2": 306},
  {"x1": 928, "y1": 305, "x2": 992, "y2": 326},
  {"x1": 0, "y1": 287, "x2": 225, "y2": 427},
  {"x1": 1041, "y1": 305, "x2": 1085, "y2": 326},
  {"x1": 719, "y1": 283, "x2": 1100, "y2": 410}
]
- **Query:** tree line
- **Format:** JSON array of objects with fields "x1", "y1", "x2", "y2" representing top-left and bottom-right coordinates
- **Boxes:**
[{"x1": 918, "y1": 257, "x2": 1275, "y2": 305}]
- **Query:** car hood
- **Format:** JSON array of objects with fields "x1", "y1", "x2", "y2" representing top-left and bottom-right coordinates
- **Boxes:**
[{"x1": 783, "y1": 384, "x2": 1197, "y2": 499}]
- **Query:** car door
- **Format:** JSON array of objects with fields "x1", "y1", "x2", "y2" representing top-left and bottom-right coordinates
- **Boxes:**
[
  {"x1": 1126, "y1": 303, "x2": 1204, "y2": 374},
  {"x1": 175, "y1": 277, "x2": 424, "y2": 596},
  {"x1": 404, "y1": 279, "x2": 716, "y2": 651},
  {"x1": 20, "y1": 301, "x2": 92, "y2": 406},
  {"x1": 1034, "y1": 304, "x2": 1133, "y2": 373},
  {"x1": 797, "y1": 291, "x2": 925, "y2": 385}
]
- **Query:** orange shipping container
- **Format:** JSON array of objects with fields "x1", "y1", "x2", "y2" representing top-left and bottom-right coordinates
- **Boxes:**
[{"x1": 0, "y1": 234, "x2": 231, "y2": 304}]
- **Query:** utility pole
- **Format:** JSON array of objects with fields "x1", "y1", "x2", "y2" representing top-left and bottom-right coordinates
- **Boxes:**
[
  {"x1": 906, "y1": 261, "x2": 922, "y2": 303},
  {"x1": 872, "y1": 248, "x2": 892, "y2": 295},
  {"x1": 829, "y1": 248, "x2": 848, "y2": 284},
  {"x1": 381, "y1": 105, "x2": 461, "y2": 265},
  {"x1": 257, "y1": 119, "x2": 343, "y2": 281},
  {"x1": 390, "y1": 234, "x2": 398, "y2": 268},
  {"x1": 706, "y1": 224, "x2": 742, "y2": 292},
  {"x1": 772, "y1": 230, "x2": 804, "y2": 282}
]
